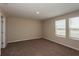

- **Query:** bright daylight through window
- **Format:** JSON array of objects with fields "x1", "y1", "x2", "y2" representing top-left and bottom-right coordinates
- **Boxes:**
[
  {"x1": 55, "y1": 19, "x2": 66, "y2": 37},
  {"x1": 69, "y1": 17, "x2": 79, "y2": 39}
]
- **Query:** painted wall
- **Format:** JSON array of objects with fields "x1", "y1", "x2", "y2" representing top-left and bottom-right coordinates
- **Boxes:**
[
  {"x1": 43, "y1": 11, "x2": 79, "y2": 51},
  {"x1": 6, "y1": 17, "x2": 42, "y2": 43}
]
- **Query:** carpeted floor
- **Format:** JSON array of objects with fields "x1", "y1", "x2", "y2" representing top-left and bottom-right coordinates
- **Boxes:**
[{"x1": 1, "y1": 38, "x2": 79, "y2": 56}]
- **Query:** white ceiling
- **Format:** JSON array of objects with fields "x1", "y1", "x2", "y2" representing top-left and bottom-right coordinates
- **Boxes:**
[{"x1": 0, "y1": 3, "x2": 79, "y2": 20}]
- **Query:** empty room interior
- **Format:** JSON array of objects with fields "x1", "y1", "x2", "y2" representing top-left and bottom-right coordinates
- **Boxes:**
[{"x1": 0, "y1": 3, "x2": 79, "y2": 56}]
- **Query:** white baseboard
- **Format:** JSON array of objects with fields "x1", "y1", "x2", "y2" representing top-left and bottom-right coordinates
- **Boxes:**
[
  {"x1": 44, "y1": 38, "x2": 79, "y2": 51},
  {"x1": 7, "y1": 37, "x2": 42, "y2": 43},
  {"x1": 52, "y1": 40, "x2": 79, "y2": 51},
  {"x1": 4, "y1": 37, "x2": 79, "y2": 51}
]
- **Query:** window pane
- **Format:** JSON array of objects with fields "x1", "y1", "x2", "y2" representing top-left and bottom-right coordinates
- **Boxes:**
[
  {"x1": 55, "y1": 19, "x2": 66, "y2": 37},
  {"x1": 69, "y1": 17, "x2": 79, "y2": 39}
]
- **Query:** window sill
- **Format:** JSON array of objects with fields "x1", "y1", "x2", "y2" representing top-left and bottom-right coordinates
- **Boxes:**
[{"x1": 56, "y1": 35, "x2": 66, "y2": 38}]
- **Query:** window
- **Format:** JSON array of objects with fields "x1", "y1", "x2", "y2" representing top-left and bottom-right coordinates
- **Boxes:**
[
  {"x1": 69, "y1": 17, "x2": 79, "y2": 39},
  {"x1": 55, "y1": 19, "x2": 66, "y2": 37}
]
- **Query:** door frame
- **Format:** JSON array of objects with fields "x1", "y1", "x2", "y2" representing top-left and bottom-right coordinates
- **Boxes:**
[
  {"x1": 0, "y1": 12, "x2": 6, "y2": 48},
  {"x1": 0, "y1": 13, "x2": 1, "y2": 50}
]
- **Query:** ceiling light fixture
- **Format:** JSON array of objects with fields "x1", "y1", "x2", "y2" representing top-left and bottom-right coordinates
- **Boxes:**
[{"x1": 36, "y1": 11, "x2": 39, "y2": 14}]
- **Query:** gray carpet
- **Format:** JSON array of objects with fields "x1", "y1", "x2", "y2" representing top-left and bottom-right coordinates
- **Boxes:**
[{"x1": 1, "y1": 38, "x2": 79, "y2": 56}]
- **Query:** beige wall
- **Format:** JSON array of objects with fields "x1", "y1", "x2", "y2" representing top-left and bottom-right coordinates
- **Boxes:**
[
  {"x1": 42, "y1": 20, "x2": 54, "y2": 40},
  {"x1": 43, "y1": 11, "x2": 79, "y2": 51},
  {"x1": 6, "y1": 17, "x2": 42, "y2": 43}
]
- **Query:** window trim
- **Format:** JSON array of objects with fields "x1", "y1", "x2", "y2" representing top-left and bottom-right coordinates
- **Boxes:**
[
  {"x1": 69, "y1": 16, "x2": 79, "y2": 39},
  {"x1": 55, "y1": 19, "x2": 66, "y2": 38},
  {"x1": 55, "y1": 16, "x2": 79, "y2": 40}
]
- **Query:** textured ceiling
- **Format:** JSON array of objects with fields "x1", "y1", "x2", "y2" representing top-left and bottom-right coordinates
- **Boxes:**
[{"x1": 0, "y1": 3, "x2": 79, "y2": 20}]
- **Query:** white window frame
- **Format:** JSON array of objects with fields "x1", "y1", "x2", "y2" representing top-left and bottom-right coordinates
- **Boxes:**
[
  {"x1": 55, "y1": 19, "x2": 66, "y2": 38},
  {"x1": 55, "y1": 16, "x2": 79, "y2": 41},
  {"x1": 69, "y1": 16, "x2": 79, "y2": 40}
]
